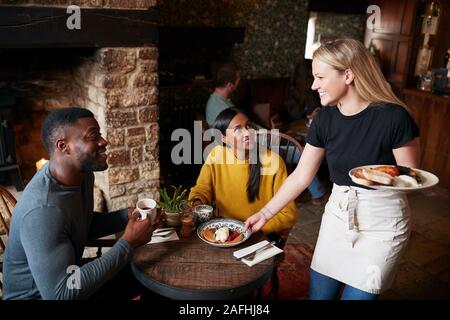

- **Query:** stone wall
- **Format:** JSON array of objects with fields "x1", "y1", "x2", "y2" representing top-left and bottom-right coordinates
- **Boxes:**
[
  {"x1": 1, "y1": 0, "x2": 160, "y2": 211},
  {"x1": 73, "y1": 46, "x2": 160, "y2": 210}
]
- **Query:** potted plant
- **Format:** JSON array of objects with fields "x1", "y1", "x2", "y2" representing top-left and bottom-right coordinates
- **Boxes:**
[{"x1": 157, "y1": 185, "x2": 189, "y2": 227}]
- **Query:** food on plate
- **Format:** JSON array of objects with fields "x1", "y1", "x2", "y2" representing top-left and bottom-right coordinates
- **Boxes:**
[
  {"x1": 202, "y1": 227, "x2": 243, "y2": 244},
  {"x1": 351, "y1": 165, "x2": 423, "y2": 188},
  {"x1": 361, "y1": 168, "x2": 394, "y2": 185},
  {"x1": 372, "y1": 166, "x2": 400, "y2": 177},
  {"x1": 393, "y1": 175, "x2": 421, "y2": 188},
  {"x1": 397, "y1": 166, "x2": 422, "y2": 184},
  {"x1": 214, "y1": 227, "x2": 229, "y2": 242},
  {"x1": 351, "y1": 169, "x2": 374, "y2": 187}
]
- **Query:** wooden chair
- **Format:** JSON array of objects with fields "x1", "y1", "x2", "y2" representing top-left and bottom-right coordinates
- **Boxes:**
[
  {"x1": 257, "y1": 130, "x2": 304, "y2": 176},
  {"x1": 256, "y1": 131, "x2": 302, "y2": 299},
  {"x1": 0, "y1": 185, "x2": 18, "y2": 292}
]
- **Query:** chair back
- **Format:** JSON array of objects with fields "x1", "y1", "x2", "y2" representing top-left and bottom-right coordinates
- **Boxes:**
[
  {"x1": 257, "y1": 130, "x2": 303, "y2": 175},
  {"x1": 255, "y1": 132, "x2": 303, "y2": 299},
  {"x1": 0, "y1": 185, "x2": 16, "y2": 252},
  {"x1": 0, "y1": 185, "x2": 17, "y2": 293}
]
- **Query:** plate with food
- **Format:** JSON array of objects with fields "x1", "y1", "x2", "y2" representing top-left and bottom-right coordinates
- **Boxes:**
[
  {"x1": 197, "y1": 218, "x2": 251, "y2": 247},
  {"x1": 349, "y1": 165, "x2": 439, "y2": 191}
]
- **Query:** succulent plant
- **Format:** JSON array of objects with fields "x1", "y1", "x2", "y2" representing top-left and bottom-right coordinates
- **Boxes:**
[{"x1": 157, "y1": 185, "x2": 189, "y2": 213}]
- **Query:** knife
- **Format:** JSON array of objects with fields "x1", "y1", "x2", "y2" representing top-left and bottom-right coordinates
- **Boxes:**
[
  {"x1": 237, "y1": 241, "x2": 276, "y2": 260},
  {"x1": 153, "y1": 228, "x2": 175, "y2": 235}
]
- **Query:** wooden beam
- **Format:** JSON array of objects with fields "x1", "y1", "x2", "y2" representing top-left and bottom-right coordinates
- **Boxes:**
[{"x1": 0, "y1": 6, "x2": 158, "y2": 48}]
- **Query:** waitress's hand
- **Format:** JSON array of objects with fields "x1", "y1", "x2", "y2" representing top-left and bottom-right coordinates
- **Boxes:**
[{"x1": 243, "y1": 211, "x2": 268, "y2": 234}]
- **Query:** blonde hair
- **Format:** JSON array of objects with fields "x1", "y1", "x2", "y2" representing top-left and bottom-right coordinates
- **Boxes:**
[{"x1": 313, "y1": 39, "x2": 407, "y2": 108}]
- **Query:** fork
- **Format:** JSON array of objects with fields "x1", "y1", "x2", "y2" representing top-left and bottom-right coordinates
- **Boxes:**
[{"x1": 238, "y1": 241, "x2": 276, "y2": 261}]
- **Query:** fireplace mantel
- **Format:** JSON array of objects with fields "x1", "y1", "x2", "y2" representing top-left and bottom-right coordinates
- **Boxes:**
[{"x1": 0, "y1": 6, "x2": 158, "y2": 48}]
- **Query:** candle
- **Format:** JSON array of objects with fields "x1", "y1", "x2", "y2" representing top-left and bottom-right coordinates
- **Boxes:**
[{"x1": 36, "y1": 158, "x2": 49, "y2": 171}]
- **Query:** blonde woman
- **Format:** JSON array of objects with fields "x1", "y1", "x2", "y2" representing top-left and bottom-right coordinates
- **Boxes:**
[{"x1": 244, "y1": 39, "x2": 420, "y2": 300}]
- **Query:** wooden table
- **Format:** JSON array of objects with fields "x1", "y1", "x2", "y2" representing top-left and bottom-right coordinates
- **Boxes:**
[{"x1": 131, "y1": 231, "x2": 274, "y2": 300}]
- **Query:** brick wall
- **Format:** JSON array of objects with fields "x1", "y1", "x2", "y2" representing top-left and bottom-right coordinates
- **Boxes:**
[
  {"x1": 1, "y1": 0, "x2": 160, "y2": 211},
  {"x1": 73, "y1": 47, "x2": 160, "y2": 210}
]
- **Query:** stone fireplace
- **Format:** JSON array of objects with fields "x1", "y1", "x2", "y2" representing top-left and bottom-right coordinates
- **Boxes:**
[{"x1": 0, "y1": 1, "x2": 160, "y2": 211}]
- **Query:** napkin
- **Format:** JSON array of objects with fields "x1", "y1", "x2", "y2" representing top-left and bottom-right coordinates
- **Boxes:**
[
  {"x1": 233, "y1": 240, "x2": 283, "y2": 267},
  {"x1": 147, "y1": 228, "x2": 179, "y2": 244}
]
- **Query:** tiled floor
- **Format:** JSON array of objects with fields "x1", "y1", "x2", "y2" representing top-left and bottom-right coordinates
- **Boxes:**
[
  {"x1": 291, "y1": 187, "x2": 450, "y2": 299},
  {"x1": 2, "y1": 186, "x2": 449, "y2": 299}
]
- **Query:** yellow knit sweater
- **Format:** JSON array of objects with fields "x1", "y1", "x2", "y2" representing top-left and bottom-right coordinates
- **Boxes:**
[{"x1": 189, "y1": 145, "x2": 298, "y2": 234}]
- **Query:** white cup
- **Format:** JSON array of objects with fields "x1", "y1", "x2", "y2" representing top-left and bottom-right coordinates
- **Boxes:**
[{"x1": 136, "y1": 198, "x2": 157, "y2": 223}]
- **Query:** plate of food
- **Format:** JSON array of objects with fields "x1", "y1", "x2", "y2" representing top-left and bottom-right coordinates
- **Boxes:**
[
  {"x1": 197, "y1": 218, "x2": 251, "y2": 247},
  {"x1": 349, "y1": 165, "x2": 439, "y2": 191}
]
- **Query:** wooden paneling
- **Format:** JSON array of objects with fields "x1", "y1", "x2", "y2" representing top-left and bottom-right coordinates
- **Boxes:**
[
  {"x1": 365, "y1": 0, "x2": 420, "y2": 94},
  {"x1": 431, "y1": 0, "x2": 450, "y2": 69},
  {"x1": 376, "y1": 0, "x2": 405, "y2": 34},
  {"x1": 403, "y1": 88, "x2": 450, "y2": 189}
]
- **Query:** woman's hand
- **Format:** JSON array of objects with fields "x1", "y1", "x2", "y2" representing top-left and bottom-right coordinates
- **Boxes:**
[
  {"x1": 243, "y1": 211, "x2": 268, "y2": 234},
  {"x1": 190, "y1": 199, "x2": 203, "y2": 210}
]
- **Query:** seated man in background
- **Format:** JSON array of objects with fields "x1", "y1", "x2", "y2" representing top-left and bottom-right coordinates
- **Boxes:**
[
  {"x1": 205, "y1": 63, "x2": 241, "y2": 126},
  {"x1": 3, "y1": 107, "x2": 155, "y2": 300}
]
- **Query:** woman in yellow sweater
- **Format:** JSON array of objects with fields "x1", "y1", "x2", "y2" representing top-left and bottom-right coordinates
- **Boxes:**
[{"x1": 189, "y1": 108, "x2": 298, "y2": 234}]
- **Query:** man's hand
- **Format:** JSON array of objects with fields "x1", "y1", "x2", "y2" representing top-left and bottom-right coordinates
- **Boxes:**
[
  {"x1": 243, "y1": 211, "x2": 268, "y2": 234},
  {"x1": 127, "y1": 208, "x2": 134, "y2": 219},
  {"x1": 122, "y1": 208, "x2": 154, "y2": 249}
]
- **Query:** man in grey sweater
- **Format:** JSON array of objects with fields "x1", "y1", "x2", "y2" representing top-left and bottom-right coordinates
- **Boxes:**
[{"x1": 3, "y1": 107, "x2": 155, "y2": 299}]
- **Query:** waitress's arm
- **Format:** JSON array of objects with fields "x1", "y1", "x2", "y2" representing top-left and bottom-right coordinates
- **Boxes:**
[
  {"x1": 244, "y1": 143, "x2": 325, "y2": 233},
  {"x1": 393, "y1": 137, "x2": 420, "y2": 168}
]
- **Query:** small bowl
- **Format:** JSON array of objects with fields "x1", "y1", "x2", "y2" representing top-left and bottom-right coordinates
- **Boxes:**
[{"x1": 194, "y1": 205, "x2": 214, "y2": 223}]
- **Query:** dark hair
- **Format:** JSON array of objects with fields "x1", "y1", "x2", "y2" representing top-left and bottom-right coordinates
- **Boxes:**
[
  {"x1": 215, "y1": 63, "x2": 239, "y2": 88},
  {"x1": 212, "y1": 108, "x2": 261, "y2": 203},
  {"x1": 41, "y1": 107, "x2": 94, "y2": 154}
]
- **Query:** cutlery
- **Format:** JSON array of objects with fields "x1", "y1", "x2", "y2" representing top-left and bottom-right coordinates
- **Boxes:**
[
  {"x1": 237, "y1": 241, "x2": 276, "y2": 261},
  {"x1": 152, "y1": 228, "x2": 175, "y2": 236},
  {"x1": 152, "y1": 230, "x2": 176, "y2": 238},
  {"x1": 153, "y1": 227, "x2": 175, "y2": 233}
]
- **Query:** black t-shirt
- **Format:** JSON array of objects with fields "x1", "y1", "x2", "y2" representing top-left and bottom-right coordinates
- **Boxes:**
[{"x1": 306, "y1": 103, "x2": 420, "y2": 187}]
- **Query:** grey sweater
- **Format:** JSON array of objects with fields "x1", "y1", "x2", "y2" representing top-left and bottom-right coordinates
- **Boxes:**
[{"x1": 3, "y1": 163, "x2": 132, "y2": 300}]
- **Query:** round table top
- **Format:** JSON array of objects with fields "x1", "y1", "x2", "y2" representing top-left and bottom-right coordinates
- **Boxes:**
[{"x1": 131, "y1": 230, "x2": 274, "y2": 300}]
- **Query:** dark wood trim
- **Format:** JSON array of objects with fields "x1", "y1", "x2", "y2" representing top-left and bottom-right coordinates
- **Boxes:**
[
  {"x1": 403, "y1": 88, "x2": 450, "y2": 190},
  {"x1": 0, "y1": 6, "x2": 158, "y2": 48},
  {"x1": 159, "y1": 27, "x2": 245, "y2": 45}
]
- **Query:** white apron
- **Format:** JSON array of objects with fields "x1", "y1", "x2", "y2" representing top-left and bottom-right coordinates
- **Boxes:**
[{"x1": 311, "y1": 184, "x2": 411, "y2": 294}]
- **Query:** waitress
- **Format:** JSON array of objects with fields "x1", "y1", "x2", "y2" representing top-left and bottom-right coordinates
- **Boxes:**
[{"x1": 244, "y1": 39, "x2": 420, "y2": 300}]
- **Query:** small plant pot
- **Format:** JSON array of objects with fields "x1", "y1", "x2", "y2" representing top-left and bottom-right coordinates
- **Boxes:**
[{"x1": 163, "y1": 210, "x2": 181, "y2": 227}]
